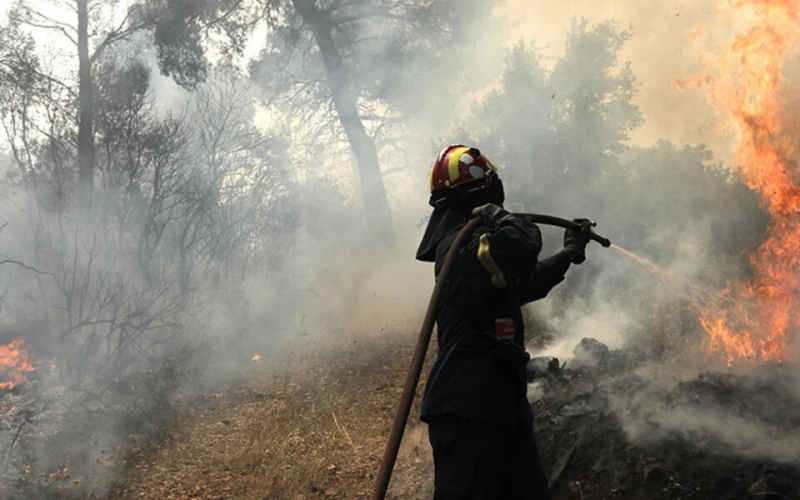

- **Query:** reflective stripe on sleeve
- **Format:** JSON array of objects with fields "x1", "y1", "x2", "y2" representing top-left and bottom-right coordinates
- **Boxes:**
[{"x1": 477, "y1": 234, "x2": 508, "y2": 288}]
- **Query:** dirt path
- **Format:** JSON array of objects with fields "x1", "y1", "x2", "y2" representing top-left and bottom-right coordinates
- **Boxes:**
[
  {"x1": 111, "y1": 336, "x2": 435, "y2": 500},
  {"x1": 107, "y1": 334, "x2": 800, "y2": 500}
]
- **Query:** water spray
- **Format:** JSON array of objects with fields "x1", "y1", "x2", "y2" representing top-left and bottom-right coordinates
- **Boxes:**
[
  {"x1": 370, "y1": 213, "x2": 611, "y2": 500},
  {"x1": 609, "y1": 245, "x2": 739, "y2": 313}
]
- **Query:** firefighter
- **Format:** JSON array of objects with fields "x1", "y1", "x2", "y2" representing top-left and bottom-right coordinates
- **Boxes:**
[{"x1": 416, "y1": 145, "x2": 591, "y2": 500}]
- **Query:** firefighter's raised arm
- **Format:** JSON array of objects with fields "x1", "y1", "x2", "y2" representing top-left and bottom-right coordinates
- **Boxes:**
[{"x1": 518, "y1": 220, "x2": 592, "y2": 303}]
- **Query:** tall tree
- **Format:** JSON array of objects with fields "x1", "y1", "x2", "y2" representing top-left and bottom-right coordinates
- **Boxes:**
[
  {"x1": 7, "y1": 0, "x2": 258, "y2": 206},
  {"x1": 549, "y1": 19, "x2": 642, "y2": 199},
  {"x1": 467, "y1": 40, "x2": 559, "y2": 205},
  {"x1": 76, "y1": 0, "x2": 94, "y2": 205},
  {"x1": 0, "y1": 18, "x2": 42, "y2": 184},
  {"x1": 466, "y1": 21, "x2": 644, "y2": 213},
  {"x1": 9, "y1": 0, "x2": 152, "y2": 205},
  {"x1": 252, "y1": 0, "x2": 495, "y2": 244},
  {"x1": 291, "y1": 0, "x2": 391, "y2": 241}
]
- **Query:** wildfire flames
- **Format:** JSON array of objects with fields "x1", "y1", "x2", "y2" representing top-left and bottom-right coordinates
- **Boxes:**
[
  {"x1": 49, "y1": 463, "x2": 69, "y2": 479},
  {"x1": 0, "y1": 339, "x2": 36, "y2": 390},
  {"x1": 675, "y1": 0, "x2": 800, "y2": 364},
  {"x1": 251, "y1": 354, "x2": 261, "y2": 362}
]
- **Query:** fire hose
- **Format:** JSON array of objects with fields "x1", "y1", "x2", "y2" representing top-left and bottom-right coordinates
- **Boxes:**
[{"x1": 370, "y1": 214, "x2": 611, "y2": 500}]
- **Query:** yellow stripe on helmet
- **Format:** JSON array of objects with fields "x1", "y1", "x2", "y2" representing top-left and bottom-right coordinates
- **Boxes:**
[
  {"x1": 447, "y1": 147, "x2": 470, "y2": 183},
  {"x1": 477, "y1": 234, "x2": 507, "y2": 288}
]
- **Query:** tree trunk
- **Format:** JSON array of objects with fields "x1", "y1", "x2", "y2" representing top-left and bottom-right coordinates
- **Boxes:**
[
  {"x1": 77, "y1": 0, "x2": 95, "y2": 207},
  {"x1": 293, "y1": 0, "x2": 394, "y2": 246}
]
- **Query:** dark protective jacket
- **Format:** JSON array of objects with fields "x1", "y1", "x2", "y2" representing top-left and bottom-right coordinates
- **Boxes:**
[{"x1": 420, "y1": 213, "x2": 571, "y2": 426}]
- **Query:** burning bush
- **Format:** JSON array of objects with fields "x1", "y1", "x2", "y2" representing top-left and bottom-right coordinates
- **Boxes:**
[
  {"x1": 0, "y1": 339, "x2": 35, "y2": 391},
  {"x1": 675, "y1": 0, "x2": 800, "y2": 365}
]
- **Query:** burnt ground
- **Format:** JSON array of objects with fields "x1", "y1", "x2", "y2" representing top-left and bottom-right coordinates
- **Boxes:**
[
  {"x1": 531, "y1": 340, "x2": 800, "y2": 500},
  {"x1": 7, "y1": 333, "x2": 799, "y2": 499}
]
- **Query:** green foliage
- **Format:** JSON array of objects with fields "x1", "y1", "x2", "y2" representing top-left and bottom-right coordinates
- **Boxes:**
[
  {"x1": 551, "y1": 19, "x2": 642, "y2": 155},
  {"x1": 143, "y1": 0, "x2": 259, "y2": 88}
]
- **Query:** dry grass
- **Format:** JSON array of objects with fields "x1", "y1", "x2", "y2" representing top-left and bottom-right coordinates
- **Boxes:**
[{"x1": 112, "y1": 334, "x2": 435, "y2": 499}]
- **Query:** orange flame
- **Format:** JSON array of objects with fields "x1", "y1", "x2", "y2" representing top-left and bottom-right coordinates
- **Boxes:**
[
  {"x1": 251, "y1": 354, "x2": 261, "y2": 362},
  {"x1": 0, "y1": 339, "x2": 36, "y2": 390},
  {"x1": 49, "y1": 463, "x2": 69, "y2": 479},
  {"x1": 675, "y1": 0, "x2": 800, "y2": 364}
]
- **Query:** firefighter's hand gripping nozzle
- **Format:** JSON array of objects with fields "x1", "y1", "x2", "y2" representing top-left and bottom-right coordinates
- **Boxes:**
[{"x1": 564, "y1": 218, "x2": 594, "y2": 265}]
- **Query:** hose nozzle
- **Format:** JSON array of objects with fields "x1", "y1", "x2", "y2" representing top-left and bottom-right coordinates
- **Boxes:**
[{"x1": 512, "y1": 213, "x2": 612, "y2": 248}]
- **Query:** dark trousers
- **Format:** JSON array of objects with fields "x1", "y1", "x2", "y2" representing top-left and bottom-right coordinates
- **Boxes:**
[{"x1": 427, "y1": 415, "x2": 551, "y2": 500}]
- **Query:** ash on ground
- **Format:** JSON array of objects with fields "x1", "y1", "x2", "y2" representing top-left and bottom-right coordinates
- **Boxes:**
[
  {"x1": 529, "y1": 338, "x2": 800, "y2": 500},
  {"x1": 0, "y1": 361, "x2": 185, "y2": 499}
]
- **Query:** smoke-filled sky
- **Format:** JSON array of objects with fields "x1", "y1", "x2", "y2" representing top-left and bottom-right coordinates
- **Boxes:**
[
  {"x1": 497, "y1": 0, "x2": 733, "y2": 158},
  {"x1": 0, "y1": 0, "x2": 759, "y2": 335},
  {"x1": 0, "y1": 0, "x2": 738, "y2": 162}
]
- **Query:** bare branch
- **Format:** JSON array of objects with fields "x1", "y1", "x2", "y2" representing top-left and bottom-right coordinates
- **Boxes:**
[
  {"x1": 27, "y1": 7, "x2": 79, "y2": 35},
  {"x1": 206, "y1": 0, "x2": 248, "y2": 28},
  {"x1": 21, "y1": 21, "x2": 79, "y2": 46},
  {"x1": 90, "y1": 14, "x2": 148, "y2": 64},
  {"x1": 0, "y1": 58, "x2": 78, "y2": 99},
  {"x1": 0, "y1": 260, "x2": 56, "y2": 278},
  {"x1": 2, "y1": 420, "x2": 26, "y2": 473}
]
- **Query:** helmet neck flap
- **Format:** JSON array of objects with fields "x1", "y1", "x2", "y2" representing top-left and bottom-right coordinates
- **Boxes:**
[{"x1": 415, "y1": 177, "x2": 505, "y2": 263}]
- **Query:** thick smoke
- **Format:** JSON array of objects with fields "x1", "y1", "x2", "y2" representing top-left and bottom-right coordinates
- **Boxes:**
[
  {"x1": 0, "y1": 0, "x2": 797, "y2": 497},
  {"x1": 497, "y1": 0, "x2": 737, "y2": 160}
]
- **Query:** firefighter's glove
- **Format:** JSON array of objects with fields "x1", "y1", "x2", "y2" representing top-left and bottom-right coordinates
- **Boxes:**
[
  {"x1": 563, "y1": 218, "x2": 593, "y2": 265},
  {"x1": 470, "y1": 203, "x2": 511, "y2": 230}
]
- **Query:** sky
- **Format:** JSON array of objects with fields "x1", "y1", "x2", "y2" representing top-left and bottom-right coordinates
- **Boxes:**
[
  {"x1": 496, "y1": 0, "x2": 734, "y2": 158},
  {"x1": 1, "y1": 0, "x2": 737, "y2": 162}
]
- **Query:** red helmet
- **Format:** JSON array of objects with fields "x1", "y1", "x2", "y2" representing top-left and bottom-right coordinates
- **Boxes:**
[{"x1": 429, "y1": 145, "x2": 499, "y2": 207}]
